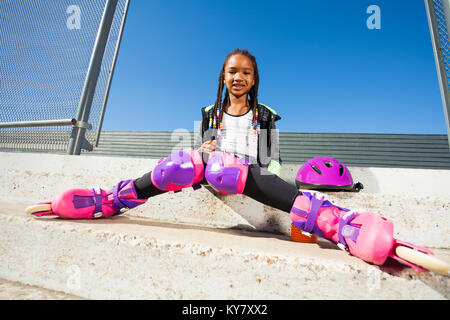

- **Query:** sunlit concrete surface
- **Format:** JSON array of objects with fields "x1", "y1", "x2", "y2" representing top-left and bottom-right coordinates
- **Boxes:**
[
  {"x1": 0, "y1": 277, "x2": 84, "y2": 300},
  {"x1": 0, "y1": 152, "x2": 449, "y2": 299}
]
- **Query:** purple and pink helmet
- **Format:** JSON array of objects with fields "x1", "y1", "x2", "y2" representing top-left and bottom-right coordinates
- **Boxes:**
[{"x1": 295, "y1": 157, "x2": 363, "y2": 192}]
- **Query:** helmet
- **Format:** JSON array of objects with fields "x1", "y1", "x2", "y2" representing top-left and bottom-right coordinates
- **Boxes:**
[{"x1": 295, "y1": 157, "x2": 363, "y2": 192}]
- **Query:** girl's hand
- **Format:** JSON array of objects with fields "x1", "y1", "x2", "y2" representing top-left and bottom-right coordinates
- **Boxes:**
[{"x1": 200, "y1": 140, "x2": 218, "y2": 152}]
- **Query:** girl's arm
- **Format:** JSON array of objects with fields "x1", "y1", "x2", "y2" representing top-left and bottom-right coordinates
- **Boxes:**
[
  {"x1": 195, "y1": 106, "x2": 218, "y2": 152},
  {"x1": 200, "y1": 139, "x2": 218, "y2": 152},
  {"x1": 267, "y1": 121, "x2": 282, "y2": 177}
]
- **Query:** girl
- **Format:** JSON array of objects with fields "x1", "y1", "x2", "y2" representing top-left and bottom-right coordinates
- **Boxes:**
[
  {"x1": 26, "y1": 49, "x2": 447, "y2": 273},
  {"x1": 134, "y1": 49, "x2": 298, "y2": 215}
]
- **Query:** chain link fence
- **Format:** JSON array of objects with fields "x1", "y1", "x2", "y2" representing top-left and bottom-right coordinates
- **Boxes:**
[
  {"x1": 0, "y1": 0, "x2": 129, "y2": 152},
  {"x1": 430, "y1": 1, "x2": 450, "y2": 84},
  {"x1": 426, "y1": 0, "x2": 450, "y2": 147}
]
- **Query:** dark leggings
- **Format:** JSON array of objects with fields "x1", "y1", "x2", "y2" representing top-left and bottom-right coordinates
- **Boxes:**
[{"x1": 133, "y1": 154, "x2": 300, "y2": 214}]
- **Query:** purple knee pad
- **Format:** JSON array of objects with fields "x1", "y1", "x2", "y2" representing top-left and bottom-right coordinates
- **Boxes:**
[
  {"x1": 205, "y1": 151, "x2": 249, "y2": 194},
  {"x1": 151, "y1": 149, "x2": 204, "y2": 191}
]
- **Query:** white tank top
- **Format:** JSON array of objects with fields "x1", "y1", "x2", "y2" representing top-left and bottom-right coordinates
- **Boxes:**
[{"x1": 216, "y1": 109, "x2": 258, "y2": 163}]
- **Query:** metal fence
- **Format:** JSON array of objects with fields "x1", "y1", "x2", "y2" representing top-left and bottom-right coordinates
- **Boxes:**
[
  {"x1": 425, "y1": 0, "x2": 450, "y2": 147},
  {"x1": 2, "y1": 1, "x2": 448, "y2": 154},
  {"x1": 0, "y1": 0, "x2": 129, "y2": 153}
]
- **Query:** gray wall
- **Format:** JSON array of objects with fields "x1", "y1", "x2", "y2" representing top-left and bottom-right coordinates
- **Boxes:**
[
  {"x1": 2, "y1": 131, "x2": 449, "y2": 169},
  {"x1": 86, "y1": 131, "x2": 450, "y2": 170}
]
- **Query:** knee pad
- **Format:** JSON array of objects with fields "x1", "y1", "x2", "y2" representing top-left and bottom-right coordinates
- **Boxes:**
[
  {"x1": 205, "y1": 151, "x2": 249, "y2": 194},
  {"x1": 151, "y1": 149, "x2": 204, "y2": 191}
]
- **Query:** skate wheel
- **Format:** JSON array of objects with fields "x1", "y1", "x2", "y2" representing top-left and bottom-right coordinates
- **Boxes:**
[
  {"x1": 395, "y1": 246, "x2": 450, "y2": 275},
  {"x1": 25, "y1": 204, "x2": 52, "y2": 216}
]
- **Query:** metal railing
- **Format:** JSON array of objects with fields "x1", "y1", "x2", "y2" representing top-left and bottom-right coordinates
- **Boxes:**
[{"x1": 0, "y1": 0, "x2": 130, "y2": 154}]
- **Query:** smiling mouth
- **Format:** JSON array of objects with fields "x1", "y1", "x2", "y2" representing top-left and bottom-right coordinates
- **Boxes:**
[{"x1": 232, "y1": 83, "x2": 245, "y2": 90}]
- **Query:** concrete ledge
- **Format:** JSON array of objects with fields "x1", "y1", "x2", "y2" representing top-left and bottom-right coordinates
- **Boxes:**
[
  {"x1": 1, "y1": 152, "x2": 449, "y2": 248},
  {"x1": 0, "y1": 200, "x2": 449, "y2": 299},
  {"x1": 0, "y1": 277, "x2": 84, "y2": 300}
]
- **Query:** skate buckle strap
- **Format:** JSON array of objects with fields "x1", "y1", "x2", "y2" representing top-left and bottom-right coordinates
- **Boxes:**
[
  {"x1": 112, "y1": 180, "x2": 130, "y2": 210},
  {"x1": 112, "y1": 179, "x2": 143, "y2": 212},
  {"x1": 337, "y1": 210, "x2": 359, "y2": 251},
  {"x1": 92, "y1": 187, "x2": 103, "y2": 218},
  {"x1": 303, "y1": 194, "x2": 326, "y2": 236}
]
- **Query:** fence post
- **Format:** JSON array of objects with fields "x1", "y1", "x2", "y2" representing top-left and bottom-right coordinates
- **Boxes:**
[
  {"x1": 67, "y1": 0, "x2": 119, "y2": 155},
  {"x1": 95, "y1": 0, "x2": 130, "y2": 147}
]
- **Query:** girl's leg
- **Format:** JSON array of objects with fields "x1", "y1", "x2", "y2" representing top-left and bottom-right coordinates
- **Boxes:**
[
  {"x1": 241, "y1": 165, "x2": 404, "y2": 268},
  {"x1": 242, "y1": 165, "x2": 300, "y2": 213},
  {"x1": 133, "y1": 171, "x2": 168, "y2": 199},
  {"x1": 27, "y1": 149, "x2": 205, "y2": 219}
]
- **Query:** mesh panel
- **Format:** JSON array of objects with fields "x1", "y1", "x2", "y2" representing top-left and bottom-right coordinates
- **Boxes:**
[
  {"x1": 432, "y1": 0, "x2": 450, "y2": 88},
  {"x1": 0, "y1": 0, "x2": 128, "y2": 152}
]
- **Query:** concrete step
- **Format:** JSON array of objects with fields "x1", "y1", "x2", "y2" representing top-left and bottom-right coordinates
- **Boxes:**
[
  {"x1": 0, "y1": 152, "x2": 449, "y2": 299},
  {"x1": 0, "y1": 200, "x2": 449, "y2": 300},
  {"x1": 0, "y1": 277, "x2": 84, "y2": 300},
  {"x1": 1, "y1": 152, "x2": 449, "y2": 248}
]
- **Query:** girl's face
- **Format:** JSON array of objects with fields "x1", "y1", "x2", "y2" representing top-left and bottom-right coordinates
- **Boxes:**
[{"x1": 223, "y1": 54, "x2": 255, "y2": 99}]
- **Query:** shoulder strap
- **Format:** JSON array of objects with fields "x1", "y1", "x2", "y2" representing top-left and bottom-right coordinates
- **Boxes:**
[
  {"x1": 258, "y1": 103, "x2": 281, "y2": 121},
  {"x1": 204, "y1": 105, "x2": 214, "y2": 112},
  {"x1": 258, "y1": 103, "x2": 278, "y2": 115}
]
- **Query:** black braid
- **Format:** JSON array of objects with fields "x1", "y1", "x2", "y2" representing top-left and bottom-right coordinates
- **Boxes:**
[
  {"x1": 213, "y1": 49, "x2": 260, "y2": 130},
  {"x1": 212, "y1": 68, "x2": 224, "y2": 129}
]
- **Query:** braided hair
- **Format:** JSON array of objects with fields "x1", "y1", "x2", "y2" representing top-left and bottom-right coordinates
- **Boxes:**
[{"x1": 212, "y1": 49, "x2": 260, "y2": 132}]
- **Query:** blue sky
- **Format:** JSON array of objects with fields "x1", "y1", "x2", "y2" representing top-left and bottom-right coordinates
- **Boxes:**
[{"x1": 102, "y1": 0, "x2": 446, "y2": 134}]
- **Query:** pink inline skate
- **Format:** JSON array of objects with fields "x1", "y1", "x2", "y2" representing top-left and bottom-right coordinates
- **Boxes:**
[
  {"x1": 290, "y1": 191, "x2": 449, "y2": 274},
  {"x1": 25, "y1": 149, "x2": 205, "y2": 218},
  {"x1": 25, "y1": 179, "x2": 147, "y2": 219}
]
